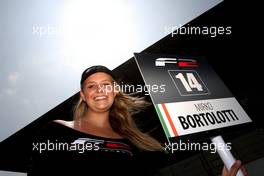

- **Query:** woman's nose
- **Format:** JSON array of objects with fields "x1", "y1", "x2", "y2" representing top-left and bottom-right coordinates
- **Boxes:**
[{"x1": 96, "y1": 84, "x2": 106, "y2": 93}]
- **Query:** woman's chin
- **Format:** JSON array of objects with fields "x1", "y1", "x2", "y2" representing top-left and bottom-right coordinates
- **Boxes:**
[{"x1": 94, "y1": 105, "x2": 111, "y2": 112}]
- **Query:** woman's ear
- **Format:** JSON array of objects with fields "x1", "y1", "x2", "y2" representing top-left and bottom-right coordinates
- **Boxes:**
[{"x1": 80, "y1": 90, "x2": 85, "y2": 102}]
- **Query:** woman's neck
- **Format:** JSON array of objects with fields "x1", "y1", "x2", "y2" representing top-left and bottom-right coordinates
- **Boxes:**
[
  {"x1": 81, "y1": 109, "x2": 111, "y2": 129},
  {"x1": 74, "y1": 109, "x2": 123, "y2": 139}
]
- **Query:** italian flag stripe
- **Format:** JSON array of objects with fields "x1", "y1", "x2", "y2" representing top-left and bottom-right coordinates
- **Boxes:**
[
  {"x1": 154, "y1": 104, "x2": 170, "y2": 138},
  {"x1": 155, "y1": 104, "x2": 179, "y2": 138},
  {"x1": 161, "y1": 103, "x2": 179, "y2": 137}
]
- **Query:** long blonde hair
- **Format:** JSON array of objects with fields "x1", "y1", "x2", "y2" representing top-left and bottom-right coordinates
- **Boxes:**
[{"x1": 73, "y1": 87, "x2": 163, "y2": 151}]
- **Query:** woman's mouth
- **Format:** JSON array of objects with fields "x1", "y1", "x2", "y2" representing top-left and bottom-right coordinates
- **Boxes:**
[{"x1": 94, "y1": 95, "x2": 107, "y2": 101}]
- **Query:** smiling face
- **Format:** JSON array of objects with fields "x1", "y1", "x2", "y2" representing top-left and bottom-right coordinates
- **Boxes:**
[{"x1": 80, "y1": 72, "x2": 116, "y2": 113}]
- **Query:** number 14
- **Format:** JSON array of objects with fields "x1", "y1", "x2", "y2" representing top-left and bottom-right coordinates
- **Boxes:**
[{"x1": 175, "y1": 73, "x2": 203, "y2": 92}]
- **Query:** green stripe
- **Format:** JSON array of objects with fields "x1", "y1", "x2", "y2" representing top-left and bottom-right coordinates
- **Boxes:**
[{"x1": 154, "y1": 104, "x2": 170, "y2": 138}]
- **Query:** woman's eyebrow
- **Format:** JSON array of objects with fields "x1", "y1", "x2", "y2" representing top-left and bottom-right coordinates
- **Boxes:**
[
  {"x1": 86, "y1": 81, "x2": 96, "y2": 84},
  {"x1": 100, "y1": 79, "x2": 112, "y2": 82}
]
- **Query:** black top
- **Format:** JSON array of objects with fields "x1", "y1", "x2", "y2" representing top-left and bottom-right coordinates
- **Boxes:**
[{"x1": 28, "y1": 121, "x2": 167, "y2": 176}]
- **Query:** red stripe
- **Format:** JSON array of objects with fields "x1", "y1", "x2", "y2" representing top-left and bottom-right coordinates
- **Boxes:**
[
  {"x1": 105, "y1": 143, "x2": 130, "y2": 150},
  {"x1": 178, "y1": 61, "x2": 198, "y2": 67},
  {"x1": 161, "y1": 104, "x2": 178, "y2": 137}
]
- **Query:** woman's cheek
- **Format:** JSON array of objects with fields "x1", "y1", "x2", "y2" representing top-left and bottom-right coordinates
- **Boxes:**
[
  {"x1": 108, "y1": 91, "x2": 115, "y2": 99},
  {"x1": 83, "y1": 90, "x2": 94, "y2": 102}
]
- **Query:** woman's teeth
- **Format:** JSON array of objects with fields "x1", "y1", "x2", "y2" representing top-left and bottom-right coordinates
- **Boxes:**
[{"x1": 94, "y1": 96, "x2": 107, "y2": 101}]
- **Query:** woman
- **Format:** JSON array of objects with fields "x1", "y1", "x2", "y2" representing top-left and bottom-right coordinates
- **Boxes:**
[
  {"x1": 63, "y1": 65, "x2": 162, "y2": 151},
  {"x1": 29, "y1": 65, "x2": 247, "y2": 176}
]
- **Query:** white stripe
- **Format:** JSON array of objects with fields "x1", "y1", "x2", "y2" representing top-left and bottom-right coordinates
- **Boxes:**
[{"x1": 157, "y1": 104, "x2": 175, "y2": 137}]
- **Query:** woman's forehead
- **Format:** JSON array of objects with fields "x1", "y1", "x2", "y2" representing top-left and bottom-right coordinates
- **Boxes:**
[{"x1": 84, "y1": 72, "x2": 113, "y2": 83}]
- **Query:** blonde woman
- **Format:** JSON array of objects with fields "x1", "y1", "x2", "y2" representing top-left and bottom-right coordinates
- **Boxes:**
[{"x1": 68, "y1": 65, "x2": 163, "y2": 151}]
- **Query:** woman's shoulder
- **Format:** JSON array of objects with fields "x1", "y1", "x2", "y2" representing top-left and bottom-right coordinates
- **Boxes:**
[{"x1": 53, "y1": 119, "x2": 74, "y2": 128}]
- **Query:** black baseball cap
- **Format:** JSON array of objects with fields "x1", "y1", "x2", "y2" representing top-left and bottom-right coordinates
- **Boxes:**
[{"x1": 80, "y1": 65, "x2": 115, "y2": 85}]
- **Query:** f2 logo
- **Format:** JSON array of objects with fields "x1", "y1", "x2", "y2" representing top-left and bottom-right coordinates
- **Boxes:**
[
  {"x1": 168, "y1": 70, "x2": 210, "y2": 96},
  {"x1": 155, "y1": 58, "x2": 198, "y2": 68}
]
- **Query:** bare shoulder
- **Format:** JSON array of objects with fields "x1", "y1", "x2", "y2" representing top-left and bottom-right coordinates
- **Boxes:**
[{"x1": 53, "y1": 119, "x2": 74, "y2": 128}]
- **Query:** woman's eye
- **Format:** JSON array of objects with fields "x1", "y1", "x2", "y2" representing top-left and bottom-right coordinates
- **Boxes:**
[{"x1": 87, "y1": 85, "x2": 95, "y2": 89}]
